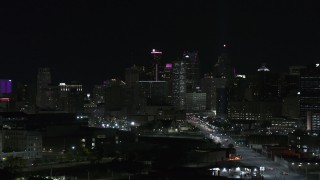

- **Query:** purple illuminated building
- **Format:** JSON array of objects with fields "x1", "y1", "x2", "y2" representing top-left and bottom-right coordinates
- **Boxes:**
[{"x1": 0, "y1": 79, "x2": 12, "y2": 95}]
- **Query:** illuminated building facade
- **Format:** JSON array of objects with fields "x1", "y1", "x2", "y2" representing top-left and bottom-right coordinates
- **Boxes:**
[
  {"x1": 163, "y1": 63, "x2": 173, "y2": 104},
  {"x1": 0, "y1": 130, "x2": 42, "y2": 159},
  {"x1": 104, "y1": 79, "x2": 126, "y2": 111},
  {"x1": 215, "y1": 78, "x2": 228, "y2": 117},
  {"x1": 183, "y1": 51, "x2": 200, "y2": 93},
  {"x1": 185, "y1": 92, "x2": 206, "y2": 111},
  {"x1": 0, "y1": 98, "x2": 10, "y2": 112},
  {"x1": 135, "y1": 81, "x2": 168, "y2": 106},
  {"x1": 213, "y1": 49, "x2": 233, "y2": 79},
  {"x1": 0, "y1": 79, "x2": 12, "y2": 112},
  {"x1": 228, "y1": 101, "x2": 281, "y2": 122},
  {"x1": 125, "y1": 65, "x2": 142, "y2": 88},
  {"x1": 201, "y1": 74, "x2": 217, "y2": 111},
  {"x1": 12, "y1": 82, "x2": 36, "y2": 113},
  {"x1": 150, "y1": 49, "x2": 162, "y2": 81},
  {"x1": 0, "y1": 79, "x2": 12, "y2": 96},
  {"x1": 59, "y1": 82, "x2": 84, "y2": 114},
  {"x1": 36, "y1": 68, "x2": 51, "y2": 109},
  {"x1": 212, "y1": 47, "x2": 234, "y2": 117},
  {"x1": 172, "y1": 61, "x2": 186, "y2": 110},
  {"x1": 300, "y1": 64, "x2": 320, "y2": 132}
]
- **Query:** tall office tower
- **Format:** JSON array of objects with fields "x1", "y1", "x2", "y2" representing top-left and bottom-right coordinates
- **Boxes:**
[
  {"x1": 213, "y1": 46, "x2": 233, "y2": 79},
  {"x1": 104, "y1": 78, "x2": 126, "y2": 111},
  {"x1": 300, "y1": 64, "x2": 320, "y2": 132},
  {"x1": 125, "y1": 65, "x2": 143, "y2": 88},
  {"x1": 150, "y1": 49, "x2": 162, "y2": 81},
  {"x1": 201, "y1": 74, "x2": 217, "y2": 111},
  {"x1": 163, "y1": 63, "x2": 173, "y2": 80},
  {"x1": 92, "y1": 84, "x2": 107, "y2": 105},
  {"x1": 229, "y1": 75, "x2": 248, "y2": 101},
  {"x1": 280, "y1": 66, "x2": 304, "y2": 119},
  {"x1": 215, "y1": 78, "x2": 229, "y2": 117},
  {"x1": 228, "y1": 74, "x2": 282, "y2": 127},
  {"x1": 212, "y1": 46, "x2": 234, "y2": 117},
  {"x1": 163, "y1": 63, "x2": 173, "y2": 105},
  {"x1": 12, "y1": 82, "x2": 36, "y2": 113},
  {"x1": 247, "y1": 64, "x2": 281, "y2": 101},
  {"x1": 36, "y1": 68, "x2": 51, "y2": 109},
  {"x1": 183, "y1": 51, "x2": 200, "y2": 93},
  {"x1": 133, "y1": 81, "x2": 169, "y2": 113},
  {"x1": 125, "y1": 66, "x2": 139, "y2": 114},
  {"x1": 44, "y1": 85, "x2": 60, "y2": 110},
  {"x1": 59, "y1": 82, "x2": 84, "y2": 114},
  {"x1": 172, "y1": 61, "x2": 186, "y2": 110}
]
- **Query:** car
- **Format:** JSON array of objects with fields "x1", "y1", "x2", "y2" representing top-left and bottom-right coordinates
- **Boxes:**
[{"x1": 281, "y1": 172, "x2": 288, "y2": 175}]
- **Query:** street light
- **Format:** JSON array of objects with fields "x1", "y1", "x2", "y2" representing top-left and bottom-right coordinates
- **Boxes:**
[{"x1": 299, "y1": 164, "x2": 308, "y2": 177}]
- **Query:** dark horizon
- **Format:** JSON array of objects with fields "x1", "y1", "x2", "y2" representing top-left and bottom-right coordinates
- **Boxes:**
[{"x1": 1, "y1": 0, "x2": 320, "y2": 89}]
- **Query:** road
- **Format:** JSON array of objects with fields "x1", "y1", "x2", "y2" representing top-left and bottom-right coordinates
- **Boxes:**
[
  {"x1": 236, "y1": 145, "x2": 306, "y2": 180},
  {"x1": 188, "y1": 117, "x2": 307, "y2": 180},
  {"x1": 20, "y1": 157, "x2": 114, "y2": 173}
]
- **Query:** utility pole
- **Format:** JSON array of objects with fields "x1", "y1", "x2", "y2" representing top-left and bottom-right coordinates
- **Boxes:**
[{"x1": 306, "y1": 166, "x2": 308, "y2": 178}]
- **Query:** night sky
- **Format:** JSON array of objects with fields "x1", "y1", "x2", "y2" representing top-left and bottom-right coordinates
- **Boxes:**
[{"x1": 1, "y1": 0, "x2": 320, "y2": 89}]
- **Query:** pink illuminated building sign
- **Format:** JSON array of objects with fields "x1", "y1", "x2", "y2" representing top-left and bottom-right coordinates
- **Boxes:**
[
  {"x1": 0, "y1": 98, "x2": 10, "y2": 102},
  {"x1": 165, "y1": 63, "x2": 172, "y2": 69}
]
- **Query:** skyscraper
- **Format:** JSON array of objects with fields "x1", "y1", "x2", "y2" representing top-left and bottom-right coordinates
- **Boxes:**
[
  {"x1": 36, "y1": 68, "x2": 51, "y2": 109},
  {"x1": 59, "y1": 82, "x2": 84, "y2": 114},
  {"x1": 104, "y1": 78, "x2": 126, "y2": 111},
  {"x1": 150, "y1": 49, "x2": 162, "y2": 81},
  {"x1": 300, "y1": 64, "x2": 320, "y2": 132},
  {"x1": 247, "y1": 64, "x2": 281, "y2": 101},
  {"x1": 183, "y1": 51, "x2": 200, "y2": 93},
  {"x1": 125, "y1": 65, "x2": 145, "y2": 88},
  {"x1": 212, "y1": 46, "x2": 233, "y2": 117},
  {"x1": 201, "y1": 74, "x2": 217, "y2": 111},
  {"x1": 172, "y1": 61, "x2": 186, "y2": 110},
  {"x1": 133, "y1": 81, "x2": 169, "y2": 114},
  {"x1": 213, "y1": 47, "x2": 233, "y2": 79},
  {"x1": 163, "y1": 63, "x2": 173, "y2": 105}
]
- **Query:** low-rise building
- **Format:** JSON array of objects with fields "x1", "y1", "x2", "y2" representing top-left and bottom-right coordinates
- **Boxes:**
[{"x1": 0, "y1": 130, "x2": 42, "y2": 160}]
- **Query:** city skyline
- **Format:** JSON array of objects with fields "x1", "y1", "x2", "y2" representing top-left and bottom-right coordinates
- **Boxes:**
[{"x1": 1, "y1": 1, "x2": 320, "y2": 179}]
